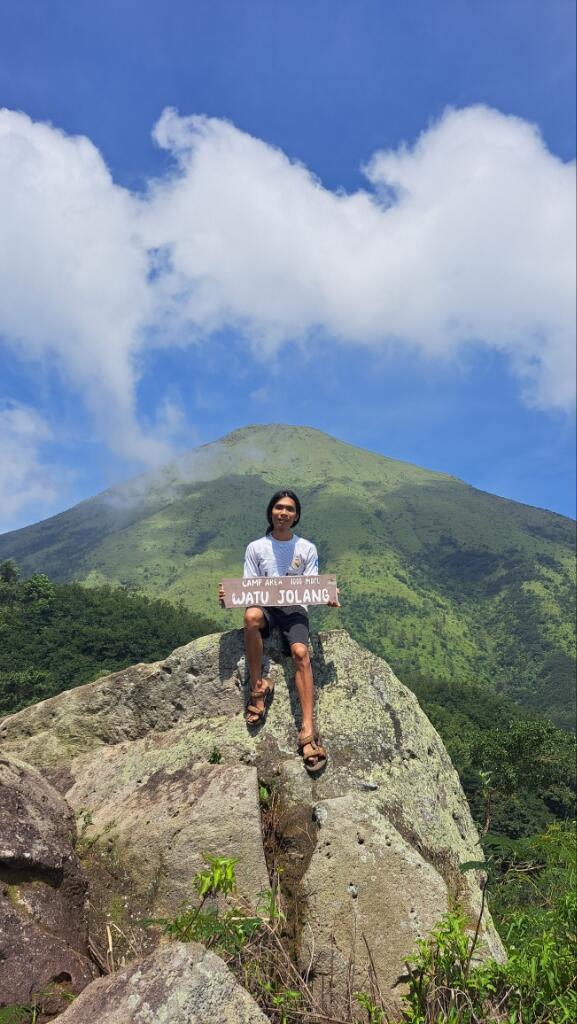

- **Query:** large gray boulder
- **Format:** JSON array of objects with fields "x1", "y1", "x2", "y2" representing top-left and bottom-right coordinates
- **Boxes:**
[
  {"x1": 0, "y1": 756, "x2": 97, "y2": 1014},
  {"x1": 55, "y1": 941, "x2": 269, "y2": 1023},
  {"x1": 0, "y1": 629, "x2": 504, "y2": 1014},
  {"x1": 67, "y1": 760, "x2": 270, "y2": 964},
  {"x1": 300, "y1": 793, "x2": 450, "y2": 1010}
]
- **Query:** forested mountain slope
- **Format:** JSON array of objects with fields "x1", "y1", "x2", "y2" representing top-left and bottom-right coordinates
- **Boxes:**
[
  {"x1": 0, "y1": 573, "x2": 219, "y2": 717},
  {"x1": 1, "y1": 424, "x2": 574, "y2": 727}
]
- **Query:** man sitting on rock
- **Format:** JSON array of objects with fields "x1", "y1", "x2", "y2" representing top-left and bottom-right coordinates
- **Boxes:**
[{"x1": 220, "y1": 489, "x2": 336, "y2": 773}]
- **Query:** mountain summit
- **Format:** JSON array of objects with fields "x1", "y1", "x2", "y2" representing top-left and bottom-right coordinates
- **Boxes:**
[{"x1": 0, "y1": 424, "x2": 574, "y2": 726}]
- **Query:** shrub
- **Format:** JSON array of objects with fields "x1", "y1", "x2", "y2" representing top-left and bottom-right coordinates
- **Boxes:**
[{"x1": 401, "y1": 822, "x2": 577, "y2": 1024}]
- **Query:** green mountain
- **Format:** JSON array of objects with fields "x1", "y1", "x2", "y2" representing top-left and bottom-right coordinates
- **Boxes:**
[{"x1": 1, "y1": 424, "x2": 574, "y2": 728}]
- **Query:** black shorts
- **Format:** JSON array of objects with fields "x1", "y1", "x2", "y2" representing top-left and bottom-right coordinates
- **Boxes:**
[{"x1": 260, "y1": 606, "x2": 310, "y2": 655}]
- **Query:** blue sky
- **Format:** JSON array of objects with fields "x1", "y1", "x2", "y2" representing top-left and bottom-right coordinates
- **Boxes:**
[{"x1": 0, "y1": 0, "x2": 575, "y2": 531}]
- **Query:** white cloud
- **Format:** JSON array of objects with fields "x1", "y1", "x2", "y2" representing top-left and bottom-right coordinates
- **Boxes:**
[
  {"x1": 0, "y1": 109, "x2": 168, "y2": 464},
  {"x1": 0, "y1": 102, "x2": 574, "y2": 485},
  {"x1": 0, "y1": 401, "x2": 57, "y2": 532},
  {"x1": 148, "y1": 105, "x2": 576, "y2": 410}
]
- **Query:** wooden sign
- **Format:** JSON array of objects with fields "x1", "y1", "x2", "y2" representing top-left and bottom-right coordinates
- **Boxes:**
[{"x1": 220, "y1": 574, "x2": 338, "y2": 609}]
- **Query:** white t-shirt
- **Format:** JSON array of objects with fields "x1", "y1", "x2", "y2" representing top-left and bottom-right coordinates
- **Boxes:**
[{"x1": 243, "y1": 534, "x2": 319, "y2": 579}]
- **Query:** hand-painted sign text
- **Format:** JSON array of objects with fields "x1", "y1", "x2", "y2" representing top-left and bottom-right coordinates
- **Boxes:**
[{"x1": 220, "y1": 574, "x2": 337, "y2": 609}]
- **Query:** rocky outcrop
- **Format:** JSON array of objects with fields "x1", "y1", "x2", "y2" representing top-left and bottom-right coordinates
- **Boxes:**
[
  {"x1": 0, "y1": 629, "x2": 504, "y2": 1015},
  {"x1": 68, "y1": 760, "x2": 270, "y2": 962},
  {"x1": 0, "y1": 757, "x2": 97, "y2": 1015},
  {"x1": 300, "y1": 793, "x2": 449, "y2": 1009},
  {"x1": 54, "y1": 941, "x2": 269, "y2": 1023}
]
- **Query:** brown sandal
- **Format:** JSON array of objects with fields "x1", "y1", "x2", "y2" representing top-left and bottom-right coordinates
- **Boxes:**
[
  {"x1": 298, "y1": 733, "x2": 327, "y2": 774},
  {"x1": 246, "y1": 680, "x2": 274, "y2": 725}
]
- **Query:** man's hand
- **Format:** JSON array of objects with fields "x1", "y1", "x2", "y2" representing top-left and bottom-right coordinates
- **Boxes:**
[
  {"x1": 218, "y1": 582, "x2": 225, "y2": 607},
  {"x1": 327, "y1": 587, "x2": 340, "y2": 608}
]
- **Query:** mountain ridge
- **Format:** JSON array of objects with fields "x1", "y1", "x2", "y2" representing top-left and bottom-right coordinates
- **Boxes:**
[
  {"x1": 1, "y1": 424, "x2": 574, "y2": 728},
  {"x1": 2, "y1": 423, "x2": 571, "y2": 530}
]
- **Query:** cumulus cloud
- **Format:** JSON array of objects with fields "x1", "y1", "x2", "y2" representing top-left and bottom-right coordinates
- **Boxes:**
[
  {"x1": 148, "y1": 105, "x2": 575, "y2": 410},
  {"x1": 0, "y1": 102, "x2": 574, "y2": 484},
  {"x1": 0, "y1": 109, "x2": 168, "y2": 463},
  {"x1": 0, "y1": 401, "x2": 57, "y2": 532}
]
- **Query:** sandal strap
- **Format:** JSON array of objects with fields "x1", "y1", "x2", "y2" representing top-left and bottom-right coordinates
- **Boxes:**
[
  {"x1": 299, "y1": 734, "x2": 314, "y2": 747},
  {"x1": 307, "y1": 741, "x2": 326, "y2": 758},
  {"x1": 299, "y1": 733, "x2": 324, "y2": 748},
  {"x1": 249, "y1": 682, "x2": 273, "y2": 700}
]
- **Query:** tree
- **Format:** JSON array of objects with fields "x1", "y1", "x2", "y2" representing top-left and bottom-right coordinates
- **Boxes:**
[
  {"x1": 22, "y1": 573, "x2": 56, "y2": 604},
  {"x1": 0, "y1": 559, "x2": 19, "y2": 583}
]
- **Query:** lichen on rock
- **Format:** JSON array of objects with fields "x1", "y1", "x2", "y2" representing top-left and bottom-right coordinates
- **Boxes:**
[
  {"x1": 0, "y1": 628, "x2": 504, "y2": 1014},
  {"x1": 54, "y1": 941, "x2": 269, "y2": 1023}
]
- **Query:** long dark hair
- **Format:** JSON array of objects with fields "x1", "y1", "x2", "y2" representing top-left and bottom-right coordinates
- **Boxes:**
[{"x1": 266, "y1": 490, "x2": 301, "y2": 535}]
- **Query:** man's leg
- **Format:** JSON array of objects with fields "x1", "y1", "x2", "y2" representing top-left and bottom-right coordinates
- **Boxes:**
[
  {"x1": 290, "y1": 642, "x2": 315, "y2": 741},
  {"x1": 244, "y1": 607, "x2": 270, "y2": 723},
  {"x1": 291, "y1": 641, "x2": 327, "y2": 769}
]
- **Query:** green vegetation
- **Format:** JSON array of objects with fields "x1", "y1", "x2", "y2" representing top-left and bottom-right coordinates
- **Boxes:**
[
  {"x1": 0, "y1": 425, "x2": 574, "y2": 727},
  {"x1": 151, "y1": 854, "x2": 264, "y2": 955},
  {"x1": 0, "y1": 983, "x2": 76, "y2": 1023},
  {"x1": 409, "y1": 666, "x2": 575, "y2": 1021},
  {"x1": 408, "y1": 675, "x2": 576, "y2": 840},
  {"x1": 150, "y1": 854, "x2": 312, "y2": 1021},
  {"x1": 401, "y1": 823, "x2": 576, "y2": 1024},
  {"x1": 153, "y1": 833, "x2": 577, "y2": 1024},
  {"x1": 0, "y1": 569, "x2": 218, "y2": 717},
  {"x1": 0, "y1": 1008, "x2": 37, "y2": 1024},
  {"x1": 356, "y1": 992, "x2": 387, "y2": 1024}
]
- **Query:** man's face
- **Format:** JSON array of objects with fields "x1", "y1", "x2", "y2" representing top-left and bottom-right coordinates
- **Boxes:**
[{"x1": 271, "y1": 497, "x2": 297, "y2": 530}]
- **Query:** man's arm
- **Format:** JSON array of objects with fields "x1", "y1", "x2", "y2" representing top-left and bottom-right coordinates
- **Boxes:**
[
  {"x1": 219, "y1": 543, "x2": 260, "y2": 604},
  {"x1": 305, "y1": 542, "x2": 340, "y2": 607},
  {"x1": 303, "y1": 543, "x2": 319, "y2": 576},
  {"x1": 243, "y1": 542, "x2": 261, "y2": 578}
]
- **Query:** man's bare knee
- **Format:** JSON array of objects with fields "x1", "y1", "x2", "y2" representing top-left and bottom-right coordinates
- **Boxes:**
[
  {"x1": 291, "y1": 643, "x2": 310, "y2": 667},
  {"x1": 244, "y1": 608, "x2": 265, "y2": 631}
]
